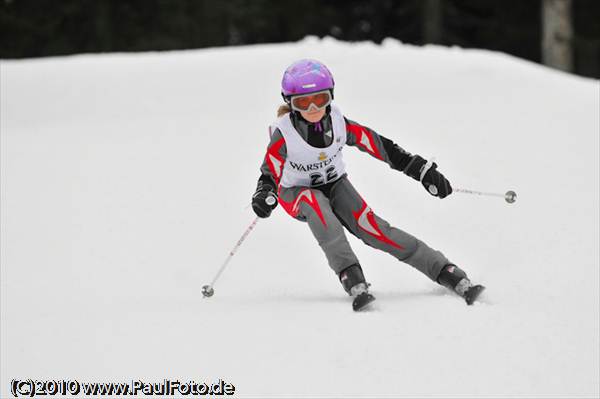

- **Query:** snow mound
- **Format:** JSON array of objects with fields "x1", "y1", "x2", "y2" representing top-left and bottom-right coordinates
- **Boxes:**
[{"x1": 2, "y1": 37, "x2": 599, "y2": 397}]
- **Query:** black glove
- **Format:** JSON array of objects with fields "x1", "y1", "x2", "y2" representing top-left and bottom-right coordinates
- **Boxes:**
[
  {"x1": 252, "y1": 182, "x2": 278, "y2": 218},
  {"x1": 404, "y1": 155, "x2": 453, "y2": 199},
  {"x1": 421, "y1": 163, "x2": 452, "y2": 198}
]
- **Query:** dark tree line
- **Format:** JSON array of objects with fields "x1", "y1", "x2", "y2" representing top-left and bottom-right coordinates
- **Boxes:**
[{"x1": 1, "y1": 0, "x2": 598, "y2": 78}]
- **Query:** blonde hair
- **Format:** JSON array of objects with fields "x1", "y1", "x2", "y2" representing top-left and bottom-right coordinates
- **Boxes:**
[{"x1": 277, "y1": 104, "x2": 291, "y2": 117}]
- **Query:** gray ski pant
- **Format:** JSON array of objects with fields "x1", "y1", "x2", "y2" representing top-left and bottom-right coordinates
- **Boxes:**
[{"x1": 278, "y1": 175, "x2": 449, "y2": 281}]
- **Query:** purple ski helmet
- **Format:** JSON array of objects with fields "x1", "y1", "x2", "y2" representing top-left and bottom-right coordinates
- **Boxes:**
[{"x1": 281, "y1": 59, "x2": 335, "y2": 98}]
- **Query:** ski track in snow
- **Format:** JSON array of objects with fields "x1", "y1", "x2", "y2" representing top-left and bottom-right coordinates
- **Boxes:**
[{"x1": 1, "y1": 37, "x2": 599, "y2": 397}]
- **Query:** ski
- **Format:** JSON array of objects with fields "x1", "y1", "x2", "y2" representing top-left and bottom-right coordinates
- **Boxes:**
[
  {"x1": 352, "y1": 292, "x2": 376, "y2": 311},
  {"x1": 464, "y1": 284, "x2": 485, "y2": 305}
]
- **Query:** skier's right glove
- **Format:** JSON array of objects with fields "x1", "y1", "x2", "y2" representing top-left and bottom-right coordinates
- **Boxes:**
[{"x1": 252, "y1": 181, "x2": 278, "y2": 218}]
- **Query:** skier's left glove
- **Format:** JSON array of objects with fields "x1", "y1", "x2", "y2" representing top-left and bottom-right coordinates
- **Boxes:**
[
  {"x1": 252, "y1": 181, "x2": 278, "y2": 218},
  {"x1": 404, "y1": 155, "x2": 452, "y2": 199}
]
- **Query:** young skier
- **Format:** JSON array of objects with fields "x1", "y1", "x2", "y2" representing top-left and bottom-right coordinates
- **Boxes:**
[{"x1": 252, "y1": 59, "x2": 484, "y2": 311}]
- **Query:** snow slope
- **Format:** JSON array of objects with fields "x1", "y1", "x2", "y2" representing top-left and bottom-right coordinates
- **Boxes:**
[{"x1": 2, "y1": 37, "x2": 599, "y2": 398}]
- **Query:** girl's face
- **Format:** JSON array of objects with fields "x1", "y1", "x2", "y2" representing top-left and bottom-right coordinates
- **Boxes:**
[{"x1": 300, "y1": 107, "x2": 326, "y2": 123}]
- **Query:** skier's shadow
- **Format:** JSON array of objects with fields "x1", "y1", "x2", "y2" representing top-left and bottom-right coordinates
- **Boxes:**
[
  {"x1": 377, "y1": 286, "x2": 493, "y2": 305},
  {"x1": 276, "y1": 293, "x2": 348, "y2": 304},
  {"x1": 375, "y1": 286, "x2": 450, "y2": 301},
  {"x1": 276, "y1": 286, "x2": 449, "y2": 304}
]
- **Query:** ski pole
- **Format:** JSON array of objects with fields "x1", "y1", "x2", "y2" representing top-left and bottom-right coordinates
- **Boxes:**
[
  {"x1": 454, "y1": 187, "x2": 517, "y2": 204},
  {"x1": 202, "y1": 195, "x2": 276, "y2": 298}
]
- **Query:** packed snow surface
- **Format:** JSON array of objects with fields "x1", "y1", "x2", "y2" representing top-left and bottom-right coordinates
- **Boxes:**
[{"x1": 2, "y1": 37, "x2": 599, "y2": 397}]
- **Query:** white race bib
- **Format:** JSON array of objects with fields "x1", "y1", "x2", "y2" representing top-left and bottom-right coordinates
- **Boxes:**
[{"x1": 272, "y1": 105, "x2": 347, "y2": 188}]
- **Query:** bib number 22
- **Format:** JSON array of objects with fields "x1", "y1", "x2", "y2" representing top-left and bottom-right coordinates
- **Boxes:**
[{"x1": 310, "y1": 166, "x2": 338, "y2": 186}]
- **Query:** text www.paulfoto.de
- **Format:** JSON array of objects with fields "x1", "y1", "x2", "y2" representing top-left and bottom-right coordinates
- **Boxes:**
[{"x1": 10, "y1": 378, "x2": 235, "y2": 397}]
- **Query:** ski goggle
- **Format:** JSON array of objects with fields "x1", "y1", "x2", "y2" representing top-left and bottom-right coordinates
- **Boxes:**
[{"x1": 289, "y1": 90, "x2": 332, "y2": 112}]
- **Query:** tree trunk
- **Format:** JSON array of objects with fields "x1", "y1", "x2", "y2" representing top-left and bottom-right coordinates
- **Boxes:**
[
  {"x1": 422, "y1": 0, "x2": 443, "y2": 45},
  {"x1": 542, "y1": 0, "x2": 573, "y2": 72}
]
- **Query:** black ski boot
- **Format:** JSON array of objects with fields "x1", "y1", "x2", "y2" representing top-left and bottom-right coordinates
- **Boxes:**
[
  {"x1": 339, "y1": 264, "x2": 375, "y2": 311},
  {"x1": 437, "y1": 264, "x2": 485, "y2": 305}
]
